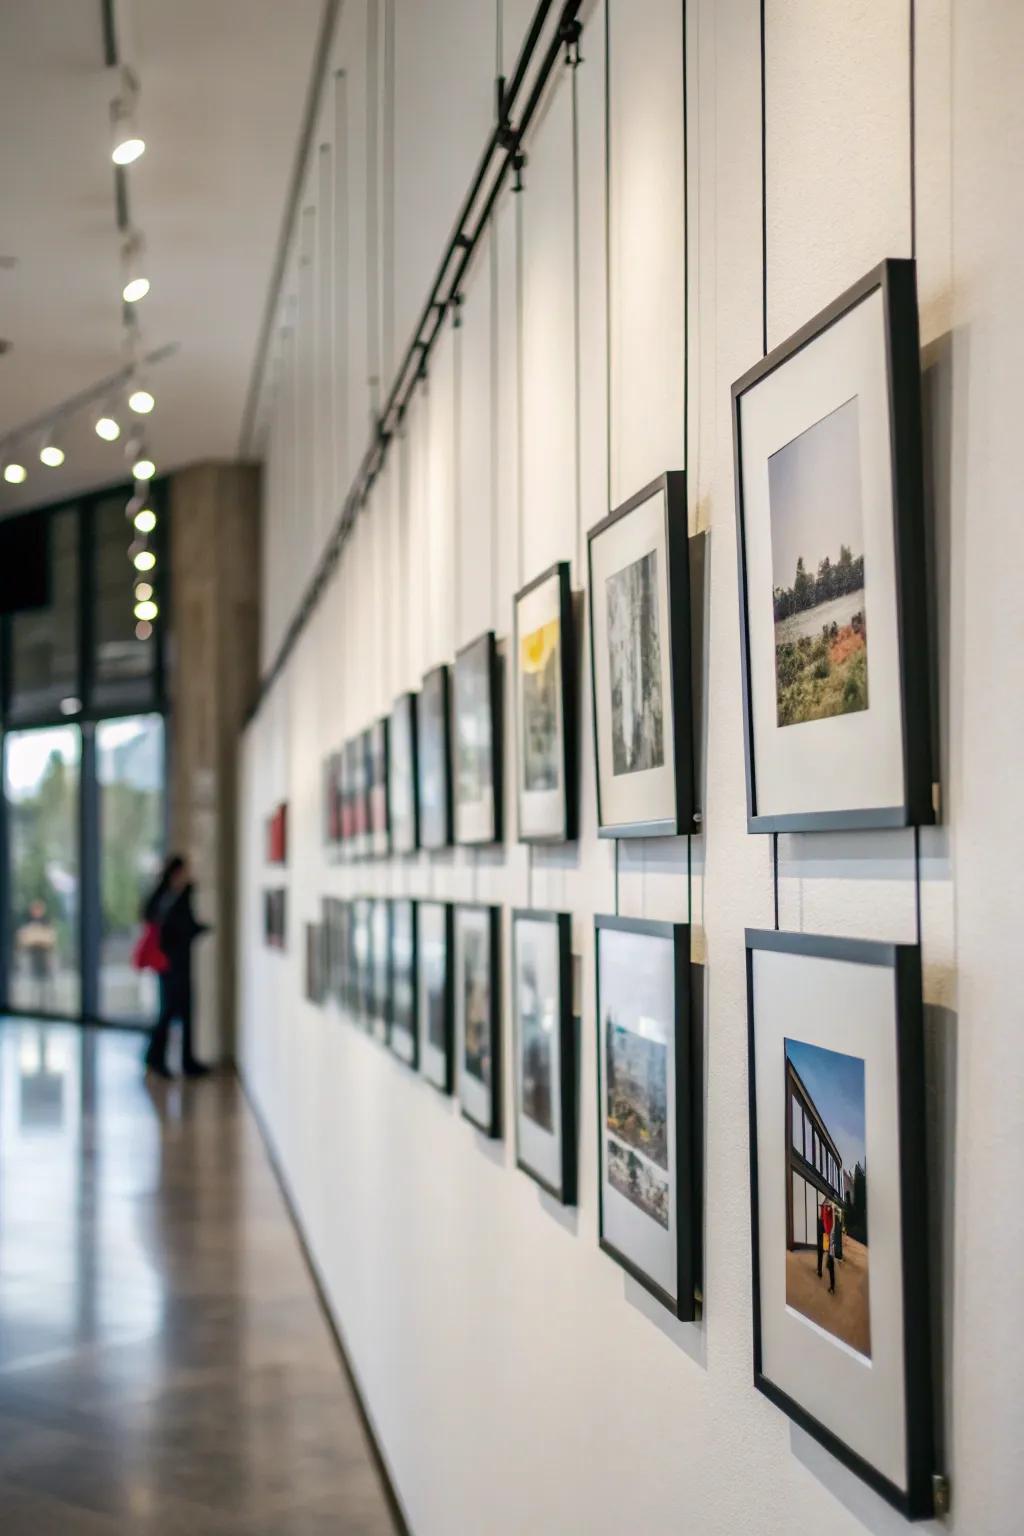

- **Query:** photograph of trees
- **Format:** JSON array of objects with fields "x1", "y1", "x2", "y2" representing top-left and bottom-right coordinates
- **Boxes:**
[{"x1": 768, "y1": 398, "x2": 869, "y2": 728}]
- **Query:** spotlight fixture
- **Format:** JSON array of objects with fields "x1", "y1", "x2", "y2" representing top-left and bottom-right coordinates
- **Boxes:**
[
  {"x1": 133, "y1": 548, "x2": 156, "y2": 573},
  {"x1": 39, "y1": 438, "x2": 65, "y2": 468},
  {"x1": 2, "y1": 459, "x2": 27, "y2": 484},
  {"x1": 133, "y1": 506, "x2": 157, "y2": 533},
  {"x1": 132, "y1": 456, "x2": 156, "y2": 481},
  {"x1": 134, "y1": 580, "x2": 154, "y2": 601},
  {"x1": 135, "y1": 620, "x2": 153, "y2": 640},
  {"x1": 110, "y1": 70, "x2": 145, "y2": 165},
  {"x1": 128, "y1": 383, "x2": 154, "y2": 414},
  {"x1": 134, "y1": 599, "x2": 159, "y2": 622},
  {"x1": 95, "y1": 411, "x2": 121, "y2": 442},
  {"x1": 121, "y1": 234, "x2": 150, "y2": 304}
]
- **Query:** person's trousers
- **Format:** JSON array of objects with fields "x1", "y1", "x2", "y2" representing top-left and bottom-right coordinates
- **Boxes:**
[{"x1": 145, "y1": 972, "x2": 197, "y2": 1070}]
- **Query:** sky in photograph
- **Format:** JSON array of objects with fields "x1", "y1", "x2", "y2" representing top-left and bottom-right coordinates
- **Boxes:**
[
  {"x1": 601, "y1": 929, "x2": 673, "y2": 1044},
  {"x1": 786, "y1": 1037, "x2": 867, "y2": 1173},
  {"x1": 768, "y1": 394, "x2": 864, "y2": 589}
]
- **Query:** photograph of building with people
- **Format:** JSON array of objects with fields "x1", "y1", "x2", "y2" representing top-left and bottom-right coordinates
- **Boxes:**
[{"x1": 784, "y1": 1038, "x2": 870, "y2": 1359}]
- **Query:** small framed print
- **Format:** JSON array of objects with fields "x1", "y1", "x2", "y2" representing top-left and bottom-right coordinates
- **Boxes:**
[
  {"x1": 454, "y1": 903, "x2": 501, "y2": 1136},
  {"x1": 733, "y1": 259, "x2": 933, "y2": 832},
  {"x1": 453, "y1": 631, "x2": 502, "y2": 846},
  {"x1": 304, "y1": 922, "x2": 324, "y2": 1003},
  {"x1": 388, "y1": 692, "x2": 419, "y2": 854},
  {"x1": 417, "y1": 664, "x2": 453, "y2": 851},
  {"x1": 588, "y1": 472, "x2": 695, "y2": 838},
  {"x1": 263, "y1": 888, "x2": 287, "y2": 950},
  {"x1": 596, "y1": 914, "x2": 699, "y2": 1319},
  {"x1": 513, "y1": 562, "x2": 577, "y2": 844},
  {"x1": 390, "y1": 898, "x2": 418, "y2": 1067},
  {"x1": 367, "y1": 718, "x2": 390, "y2": 858},
  {"x1": 342, "y1": 738, "x2": 361, "y2": 859},
  {"x1": 417, "y1": 900, "x2": 453, "y2": 1092},
  {"x1": 513, "y1": 910, "x2": 575, "y2": 1203},
  {"x1": 746, "y1": 929, "x2": 937, "y2": 1519},
  {"x1": 350, "y1": 897, "x2": 372, "y2": 1026},
  {"x1": 324, "y1": 754, "x2": 342, "y2": 857},
  {"x1": 368, "y1": 897, "x2": 391, "y2": 1044}
]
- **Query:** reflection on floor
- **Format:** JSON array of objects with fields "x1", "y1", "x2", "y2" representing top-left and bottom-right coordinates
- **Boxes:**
[{"x1": 0, "y1": 1019, "x2": 399, "y2": 1534}]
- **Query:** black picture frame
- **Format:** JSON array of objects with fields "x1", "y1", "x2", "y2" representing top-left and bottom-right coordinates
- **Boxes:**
[
  {"x1": 388, "y1": 690, "x2": 420, "y2": 855},
  {"x1": 417, "y1": 899, "x2": 454, "y2": 1093},
  {"x1": 595, "y1": 913, "x2": 699, "y2": 1320},
  {"x1": 417, "y1": 663, "x2": 453, "y2": 851},
  {"x1": 587, "y1": 471, "x2": 696, "y2": 838},
  {"x1": 513, "y1": 561, "x2": 578, "y2": 844},
  {"x1": 455, "y1": 902, "x2": 502, "y2": 1138},
  {"x1": 304, "y1": 922, "x2": 324, "y2": 1003},
  {"x1": 368, "y1": 897, "x2": 392, "y2": 1045},
  {"x1": 745, "y1": 928, "x2": 937, "y2": 1519},
  {"x1": 452, "y1": 630, "x2": 503, "y2": 847},
  {"x1": 512, "y1": 908, "x2": 576, "y2": 1204},
  {"x1": 368, "y1": 717, "x2": 391, "y2": 859},
  {"x1": 389, "y1": 897, "x2": 419, "y2": 1068},
  {"x1": 351, "y1": 896, "x2": 372, "y2": 1026},
  {"x1": 732, "y1": 258, "x2": 934, "y2": 833}
]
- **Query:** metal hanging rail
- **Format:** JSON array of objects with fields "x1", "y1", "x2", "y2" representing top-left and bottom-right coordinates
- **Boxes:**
[{"x1": 249, "y1": 0, "x2": 586, "y2": 719}]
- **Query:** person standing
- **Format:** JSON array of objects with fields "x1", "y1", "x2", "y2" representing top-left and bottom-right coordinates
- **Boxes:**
[
  {"x1": 822, "y1": 1198, "x2": 836, "y2": 1294},
  {"x1": 816, "y1": 1200, "x2": 825, "y2": 1278},
  {"x1": 142, "y1": 856, "x2": 212, "y2": 1079}
]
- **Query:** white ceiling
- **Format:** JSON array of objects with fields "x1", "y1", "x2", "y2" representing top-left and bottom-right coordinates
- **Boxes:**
[{"x1": 0, "y1": 0, "x2": 326, "y2": 514}]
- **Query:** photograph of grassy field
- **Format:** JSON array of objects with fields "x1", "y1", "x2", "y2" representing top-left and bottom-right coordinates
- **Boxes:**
[{"x1": 768, "y1": 398, "x2": 870, "y2": 729}]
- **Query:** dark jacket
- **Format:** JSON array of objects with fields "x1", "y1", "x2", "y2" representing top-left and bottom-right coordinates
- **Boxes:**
[{"x1": 148, "y1": 884, "x2": 206, "y2": 979}]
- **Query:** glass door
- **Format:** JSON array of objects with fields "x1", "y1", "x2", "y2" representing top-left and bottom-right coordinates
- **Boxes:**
[
  {"x1": 4, "y1": 726, "x2": 81, "y2": 1017},
  {"x1": 96, "y1": 714, "x2": 166, "y2": 1024}
]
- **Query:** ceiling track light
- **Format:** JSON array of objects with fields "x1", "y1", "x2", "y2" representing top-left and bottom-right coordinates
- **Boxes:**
[
  {"x1": 2, "y1": 457, "x2": 27, "y2": 485},
  {"x1": 121, "y1": 233, "x2": 150, "y2": 305},
  {"x1": 39, "y1": 424, "x2": 65, "y2": 467},
  {"x1": 132, "y1": 455, "x2": 156, "y2": 481},
  {"x1": 111, "y1": 67, "x2": 145, "y2": 166},
  {"x1": 128, "y1": 380, "x2": 155, "y2": 414},
  {"x1": 95, "y1": 401, "x2": 121, "y2": 441}
]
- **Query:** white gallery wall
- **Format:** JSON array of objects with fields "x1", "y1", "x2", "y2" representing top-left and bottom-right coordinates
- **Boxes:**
[{"x1": 238, "y1": 2, "x2": 1023, "y2": 1533}]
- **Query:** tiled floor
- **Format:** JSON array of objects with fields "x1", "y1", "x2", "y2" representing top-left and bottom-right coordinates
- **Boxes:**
[{"x1": 0, "y1": 1020, "x2": 400, "y2": 1534}]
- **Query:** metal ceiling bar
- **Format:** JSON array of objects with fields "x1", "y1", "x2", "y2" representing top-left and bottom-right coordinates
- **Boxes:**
[
  {"x1": 0, "y1": 343, "x2": 179, "y2": 456},
  {"x1": 249, "y1": 0, "x2": 586, "y2": 719}
]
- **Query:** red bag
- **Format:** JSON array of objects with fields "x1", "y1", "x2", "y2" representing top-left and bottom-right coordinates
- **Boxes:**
[{"x1": 132, "y1": 920, "x2": 169, "y2": 973}]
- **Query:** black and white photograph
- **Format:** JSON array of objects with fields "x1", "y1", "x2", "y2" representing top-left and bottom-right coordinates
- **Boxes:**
[
  {"x1": 455, "y1": 904, "x2": 501, "y2": 1136},
  {"x1": 417, "y1": 900, "x2": 453, "y2": 1092},
  {"x1": 390, "y1": 899, "x2": 418, "y2": 1067},
  {"x1": 416, "y1": 664, "x2": 452, "y2": 850},
  {"x1": 596, "y1": 914, "x2": 698, "y2": 1318},
  {"x1": 747, "y1": 929, "x2": 936, "y2": 1518},
  {"x1": 350, "y1": 897, "x2": 372, "y2": 1027},
  {"x1": 588, "y1": 473, "x2": 695, "y2": 837},
  {"x1": 514, "y1": 563, "x2": 576, "y2": 843},
  {"x1": 453, "y1": 631, "x2": 501, "y2": 846},
  {"x1": 388, "y1": 692, "x2": 419, "y2": 854},
  {"x1": 733, "y1": 259, "x2": 933, "y2": 831},
  {"x1": 369, "y1": 898, "x2": 391, "y2": 1044},
  {"x1": 367, "y1": 718, "x2": 390, "y2": 859},
  {"x1": 513, "y1": 910, "x2": 575, "y2": 1203}
]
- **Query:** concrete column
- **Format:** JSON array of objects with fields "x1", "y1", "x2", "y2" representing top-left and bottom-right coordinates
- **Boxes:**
[{"x1": 168, "y1": 462, "x2": 260, "y2": 1063}]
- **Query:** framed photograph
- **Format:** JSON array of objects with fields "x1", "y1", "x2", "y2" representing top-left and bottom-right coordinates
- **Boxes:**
[
  {"x1": 263, "y1": 888, "x2": 287, "y2": 950},
  {"x1": 453, "y1": 631, "x2": 502, "y2": 846},
  {"x1": 454, "y1": 903, "x2": 501, "y2": 1136},
  {"x1": 417, "y1": 664, "x2": 452, "y2": 851},
  {"x1": 587, "y1": 472, "x2": 695, "y2": 838},
  {"x1": 418, "y1": 900, "x2": 454, "y2": 1091},
  {"x1": 388, "y1": 691, "x2": 419, "y2": 854},
  {"x1": 342, "y1": 737, "x2": 361, "y2": 859},
  {"x1": 367, "y1": 718, "x2": 390, "y2": 858},
  {"x1": 596, "y1": 914, "x2": 699, "y2": 1319},
  {"x1": 513, "y1": 909, "x2": 575, "y2": 1203},
  {"x1": 266, "y1": 803, "x2": 288, "y2": 864},
  {"x1": 390, "y1": 899, "x2": 418, "y2": 1067},
  {"x1": 733, "y1": 259, "x2": 933, "y2": 832},
  {"x1": 350, "y1": 897, "x2": 372, "y2": 1026},
  {"x1": 304, "y1": 922, "x2": 324, "y2": 1003},
  {"x1": 324, "y1": 754, "x2": 342, "y2": 856},
  {"x1": 746, "y1": 929, "x2": 936, "y2": 1518},
  {"x1": 513, "y1": 562, "x2": 577, "y2": 843},
  {"x1": 368, "y1": 898, "x2": 391, "y2": 1044}
]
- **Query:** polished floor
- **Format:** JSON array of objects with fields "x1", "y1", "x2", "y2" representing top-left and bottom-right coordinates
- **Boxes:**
[{"x1": 0, "y1": 1020, "x2": 399, "y2": 1534}]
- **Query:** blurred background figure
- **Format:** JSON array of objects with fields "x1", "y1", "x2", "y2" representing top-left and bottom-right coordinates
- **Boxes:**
[
  {"x1": 141, "y1": 855, "x2": 211, "y2": 1079},
  {"x1": 16, "y1": 899, "x2": 57, "y2": 1013}
]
